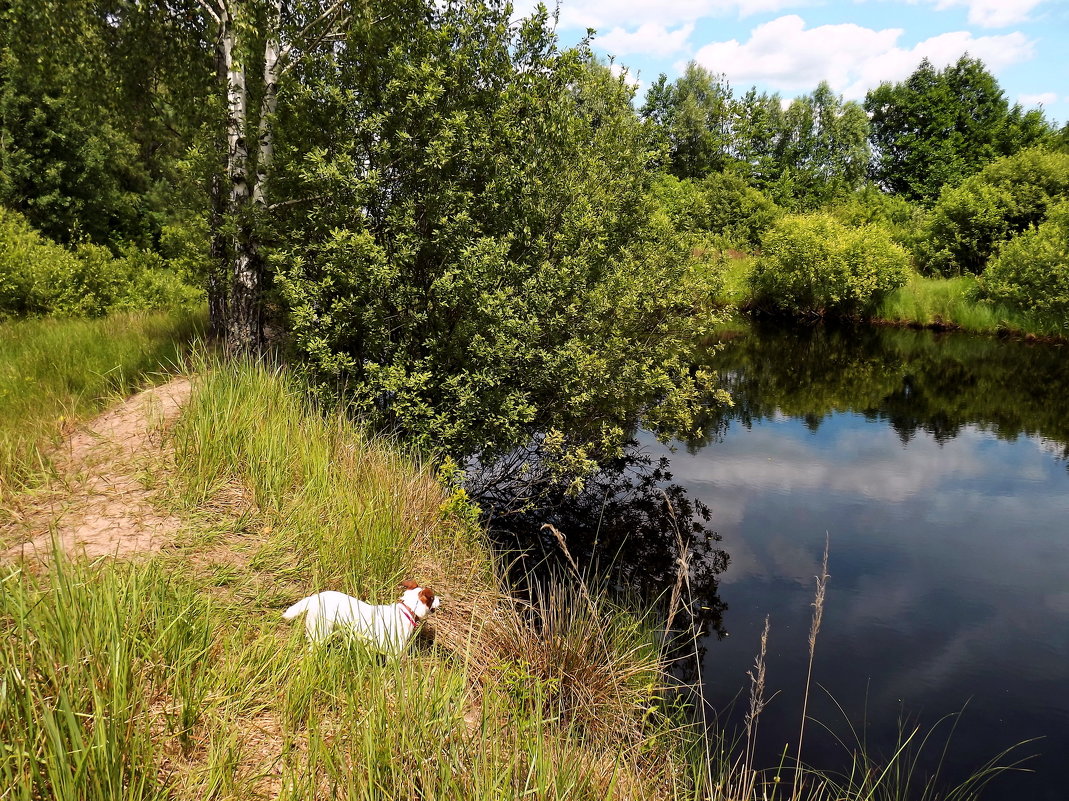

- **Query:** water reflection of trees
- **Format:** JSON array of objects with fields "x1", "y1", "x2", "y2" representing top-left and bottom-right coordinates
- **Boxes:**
[
  {"x1": 477, "y1": 447, "x2": 729, "y2": 653},
  {"x1": 693, "y1": 319, "x2": 1069, "y2": 460}
]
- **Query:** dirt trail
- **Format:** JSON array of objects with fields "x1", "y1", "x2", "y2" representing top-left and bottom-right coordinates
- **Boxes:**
[{"x1": 2, "y1": 377, "x2": 192, "y2": 561}]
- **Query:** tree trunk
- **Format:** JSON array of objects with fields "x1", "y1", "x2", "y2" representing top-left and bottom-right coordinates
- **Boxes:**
[
  {"x1": 219, "y1": 3, "x2": 262, "y2": 356},
  {"x1": 207, "y1": 25, "x2": 230, "y2": 340}
]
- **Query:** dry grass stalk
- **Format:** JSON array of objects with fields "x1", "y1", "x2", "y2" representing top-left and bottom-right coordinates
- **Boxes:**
[
  {"x1": 793, "y1": 534, "x2": 830, "y2": 799},
  {"x1": 738, "y1": 614, "x2": 771, "y2": 797}
]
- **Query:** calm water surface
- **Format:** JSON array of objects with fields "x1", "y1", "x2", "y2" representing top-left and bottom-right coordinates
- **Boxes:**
[{"x1": 646, "y1": 322, "x2": 1069, "y2": 800}]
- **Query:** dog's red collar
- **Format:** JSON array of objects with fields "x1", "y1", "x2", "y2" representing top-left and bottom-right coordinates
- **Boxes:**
[{"x1": 398, "y1": 602, "x2": 420, "y2": 628}]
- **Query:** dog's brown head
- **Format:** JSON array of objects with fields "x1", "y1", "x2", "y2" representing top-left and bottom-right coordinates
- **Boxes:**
[{"x1": 400, "y1": 580, "x2": 441, "y2": 618}]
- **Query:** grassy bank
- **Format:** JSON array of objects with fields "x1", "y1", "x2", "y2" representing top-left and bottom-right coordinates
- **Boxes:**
[
  {"x1": 0, "y1": 307, "x2": 206, "y2": 497},
  {"x1": 712, "y1": 256, "x2": 1068, "y2": 340},
  {"x1": 1, "y1": 362, "x2": 695, "y2": 800}
]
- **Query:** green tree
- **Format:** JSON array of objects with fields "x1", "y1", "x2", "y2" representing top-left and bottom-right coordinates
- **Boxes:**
[
  {"x1": 641, "y1": 62, "x2": 733, "y2": 179},
  {"x1": 920, "y1": 147, "x2": 1069, "y2": 274},
  {"x1": 0, "y1": 0, "x2": 212, "y2": 247},
  {"x1": 274, "y1": 3, "x2": 719, "y2": 469},
  {"x1": 866, "y1": 56, "x2": 1051, "y2": 204},
  {"x1": 769, "y1": 82, "x2": 870, "y2": 209}
]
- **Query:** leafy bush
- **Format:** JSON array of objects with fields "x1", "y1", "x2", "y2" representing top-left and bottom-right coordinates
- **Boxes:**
[
  {"x1": 0, "y1": 206, "x2": 199, "y2": 318},
  {"x1": 828, "y1": 184, "x2": 927, "y2": 253},
  {"x1": 920, "y1": 148, "x2": 1069, "y2": 274},
  {"x1": 275, "y1": 8, "x2": 722, "y2": 470},
  {"x1": 980, "y1": 203, "x2": 1069, "y2": 316},
  {"x1": 0, "y1": 205, "x2": 79, "y2": 315},
  {"x1": 750, "y1": 213, "x2": 911, "y2": 315},
  {"x1": 650, "y1": 172, "x2": 780, "y2": 248}
]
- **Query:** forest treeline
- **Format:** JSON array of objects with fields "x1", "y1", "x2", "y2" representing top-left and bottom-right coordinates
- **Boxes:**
[{"x1": 2, "y1": 0, "x2": 1068, "y2": 472}]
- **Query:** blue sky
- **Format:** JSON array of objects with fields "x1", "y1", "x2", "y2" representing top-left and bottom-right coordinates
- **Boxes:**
[{"x1": 518, "y1": 0, "x2": 1069, "y2": 126}]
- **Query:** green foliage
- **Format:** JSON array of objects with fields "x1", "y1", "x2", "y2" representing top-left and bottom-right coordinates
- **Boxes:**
[
  {"x1": 0, "y1": 206, "x2": 200, "y2": 318},
  {"x1": 641, "y1": 62, "x2": 734, "y2": 178},
  {"x1": 981, "y1": 202, "x2": 1069, "y2": 316},
  {"x1": 274, "y1": 3, "x2": 718, "y2": 467},
  {"x1": 650, "y1": 171, "x2": 780, "y2": 247},
  {"x1": 827, "y1": 184, "x2": 928, "y2": 253},
  {"x1": 866, "y1": 56, "x2": 1052, "y2": 204},
  {"x1": 919, "y1": 147, "x2": 1069, "y2": 274},
  {"x1": 766, "y1": 82, "x2": 871, "y2": 210},
  {"x1": 750, "y1": 213, "x2": 910, "y2": 315},
  {"x1": 0, "y1": 0, "x2": 214, "y2": 247},
  {"x1": 643, "y1": 77, "x2": 869, "y2": 209}
]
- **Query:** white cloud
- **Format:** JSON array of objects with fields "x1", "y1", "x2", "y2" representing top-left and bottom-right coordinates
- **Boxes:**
[
  {"x1": 1019, "y1": 92, "x2": 1059, "y2": 107},
  {"x1": 692, "y1": 15, "x2": 1035, "y2": 99},
  {"x1": 598, "y1": 23, "x2": 695, "y2": 56},
  {"x1": 511, "y1": 0, "x2": 809, "y2": 31},
  {"x1": 931, "y1": 0, "x2": 1047, "y2": 28}
]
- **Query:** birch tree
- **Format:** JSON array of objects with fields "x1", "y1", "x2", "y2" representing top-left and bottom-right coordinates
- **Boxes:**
[{"x1": 194, "y1": 0, "x2": 348, "y2": 353}]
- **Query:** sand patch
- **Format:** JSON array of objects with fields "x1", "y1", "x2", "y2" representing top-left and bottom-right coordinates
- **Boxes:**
[{"x1": 1, "y1": 377, "x2": 192, "y2": 561}]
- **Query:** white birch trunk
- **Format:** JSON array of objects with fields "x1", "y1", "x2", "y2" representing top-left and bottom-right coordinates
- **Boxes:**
[
  {"x1": 219, "y1": 2, "x2": 261, "y2": 354},
  {"x1": 253, "y1": 2, "x2": 281, "y2": 209}
]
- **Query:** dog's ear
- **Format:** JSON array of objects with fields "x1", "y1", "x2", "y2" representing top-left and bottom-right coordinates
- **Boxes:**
[
  {"x1": 418, "y1": 587, "x2": 435, "y2": 607},
  {"x1": 400, "y1": 579, "x2": 418, "y2": 590}
]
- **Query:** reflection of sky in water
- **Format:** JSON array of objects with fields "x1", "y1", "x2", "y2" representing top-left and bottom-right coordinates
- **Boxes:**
[{"x1": 639, "y1": 415, "x2": 1069, "y2": 801}]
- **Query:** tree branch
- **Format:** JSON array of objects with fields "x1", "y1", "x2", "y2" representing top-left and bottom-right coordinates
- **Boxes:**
[
  {"x1": 195, "y1": 0, "x2": 223, "y2": 25},
  {"x1": 278, "y1": 1, "x2": 350, "y2": 74}
]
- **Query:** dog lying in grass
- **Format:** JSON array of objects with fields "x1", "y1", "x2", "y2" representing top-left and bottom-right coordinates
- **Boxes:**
[{"x1": 283, "y1": 580, "x2": 440, "y2": 654}]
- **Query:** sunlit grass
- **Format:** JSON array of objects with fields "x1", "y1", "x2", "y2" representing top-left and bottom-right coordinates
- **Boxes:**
[
  {"x1": 0, "y1": 307, "x2": 206, "y2": 497},
  {"x1": 875, "y1": 274, "x2": 1068, "y2": 337}
]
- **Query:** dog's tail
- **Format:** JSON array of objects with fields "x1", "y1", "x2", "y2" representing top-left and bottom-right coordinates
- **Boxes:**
[{"x1": 282, "y1": 595, "x2": 314, "y2": 620}]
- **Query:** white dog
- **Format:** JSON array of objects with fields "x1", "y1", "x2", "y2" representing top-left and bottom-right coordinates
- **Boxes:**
[{"x1": 282, "y1": 580, "x2": 441, "y2": 654}]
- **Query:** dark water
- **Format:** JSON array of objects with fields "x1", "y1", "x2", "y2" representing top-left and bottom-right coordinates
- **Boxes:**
[
  {"x1": 495, "y1": 320, "x2": 1069, "y2": 800},
  {"x1": 671, "y1": 321, "x2": 1069, "y2": 800}
]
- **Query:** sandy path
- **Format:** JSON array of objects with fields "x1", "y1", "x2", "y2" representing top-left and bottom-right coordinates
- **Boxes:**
[{"x1": 2, "y1": 377, "x2": 192, "y2": 561}]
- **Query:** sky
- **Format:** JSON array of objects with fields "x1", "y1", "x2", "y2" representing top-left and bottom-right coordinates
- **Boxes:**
[{"x1": 516, "y1": 0, "x2": 1069, "y2": 126}]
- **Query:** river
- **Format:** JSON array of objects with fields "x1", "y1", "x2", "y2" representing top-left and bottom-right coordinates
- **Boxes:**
[{"x1": 496, "y1": 319, "x2": 1069, "y2": 800}]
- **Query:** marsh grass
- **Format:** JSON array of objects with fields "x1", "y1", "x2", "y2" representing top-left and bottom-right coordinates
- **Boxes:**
[
  {"x1": 875, "y1": 274, "x2": 1067, "y2": 338},
  {"x1": 0, "y1": 307, "x2": 205, "y2": 498}
]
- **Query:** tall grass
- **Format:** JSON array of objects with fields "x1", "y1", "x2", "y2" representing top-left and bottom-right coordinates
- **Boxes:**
[
  {"x1": 0, "y1": 359, "x2": 685, "y2": 800},
  {"x1": 0, "y1": 307, "x2": 205, "y2": 497},
  {"x1": 874, "y1": 274, "x2": 1067, "y2": 338}
]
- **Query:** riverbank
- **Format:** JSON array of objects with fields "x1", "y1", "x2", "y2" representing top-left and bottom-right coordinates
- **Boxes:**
[
  {"x1": 0, "y1": 310, "x2": 1026, "y2": 800},
  {"x1": 0, "y1": 352, "x2": 700, "y2": 799},
  {"x1": 714, "y1": 255, "x2": 1068, "y2": 342}
]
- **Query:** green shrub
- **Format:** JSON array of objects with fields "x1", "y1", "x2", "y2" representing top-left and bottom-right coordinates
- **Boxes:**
[
  {"x1": 650, "y1": 172, "x2": 780, "y2": 248},
  {"x1": 828, "y1": 184, "x2": 927, "y2": 254},
  {"x1": 980, "y1": 203, "x2": 1069, "y2": 316},
  {"x1": 0, "y1": 205, "x2": 81, "y2": 315},
  {"x1": 750, "y1": 213, "x2": 911, "y2": 315},
  {"x1": 0, "y1": 206, "x2": 200, "y2": 319},
  {"x1": 920, "y1": 147, "x2": 1069, "y2": 275}
]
